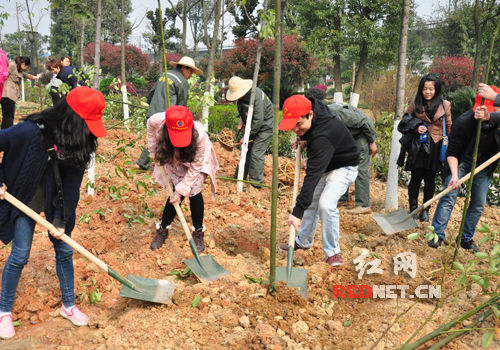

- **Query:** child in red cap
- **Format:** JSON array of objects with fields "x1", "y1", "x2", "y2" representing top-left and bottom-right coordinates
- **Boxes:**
[
  {"x1": 147, "y1": 105, "x2": 219, "y2": 252},
  {"x1": 0, "y1": 86, "x2": 107, "y2": 339}
]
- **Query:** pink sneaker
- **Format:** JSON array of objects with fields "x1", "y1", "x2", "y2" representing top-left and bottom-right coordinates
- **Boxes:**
[
  {"x1": 0, "y1": 314, "x2": 15, "y2": 339},
  {"x1": 59, "y1": 306, "x2": 89, "y2": 326},
  {"x1": 325, "y1": 253, "x2": 343, "y2": 266}
]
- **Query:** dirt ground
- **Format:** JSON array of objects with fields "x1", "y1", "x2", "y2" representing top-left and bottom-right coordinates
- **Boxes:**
[{"x1": 1, "y1": 110, "x2": 499, "y2": 349}]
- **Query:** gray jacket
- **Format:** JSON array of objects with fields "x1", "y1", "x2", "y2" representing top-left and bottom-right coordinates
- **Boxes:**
[
  {"x1": 237, "y1": 87, "x2": 274, "y2": 139},
  {"x1": 146, "y1": 68, "x2": 189, "y2": 118},
  {"x1": 328, "y1": 103, "x2": 377, "y2": 144}
]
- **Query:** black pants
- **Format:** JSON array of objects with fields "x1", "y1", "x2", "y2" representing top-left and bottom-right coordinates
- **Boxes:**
[
  {"x1": 408, "y1": 168, "x2": 437, "y2": 205},
  {"x1": 160, "y1": 191, "x2": 204, "y2": 230},
  {"x1": 0, "y1": 98, "x2": 15, "y2": 129}
]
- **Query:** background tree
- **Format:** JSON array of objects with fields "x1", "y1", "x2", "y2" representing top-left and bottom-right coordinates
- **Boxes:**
[
  {"x1": 144, "y1": 8, "x2": 181, "y2": 64},
  {"x1": 167, "y1": 0, "x2": 202, "y2": 54},
  {"x1": 188, "y1": 0, "x2": 212, "y2": 52},
  {"x1": 98, "y1": 0, "x2": 132, "y2": 44},
  {"x1": 2, "y1": 32, "x2": 48, "y2": 59},
  {"x1": 84, "y1": 42, "x2": 150, "y2": 76},
  {"x1": 227, "y1": 0, "x2": 259, "y2": 38}
]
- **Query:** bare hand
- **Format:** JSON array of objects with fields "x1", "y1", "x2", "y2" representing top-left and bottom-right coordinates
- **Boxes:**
[
  {"x1": 369, "y1": 142, "x2": 378, "y2": 157},
  {"x1": 0, "y1": 184, "x2": 7, "y2": 200},
  {"x1": 50, "y1": 227, "x2": 64, "y2": 239},
  {"x1": 448, "y1": 174, "x2": 460, "y2": 190},
  {"x1": 238, "y1": 120, "x2": 243, "y2": 131},
  {"x1": 478, "y1": 83, "x2": 497, "y2": 101},
  {"x1": 474, "y1": 106, "x2": 490, "y2": 121},
  {"x1": 417, "y1": 125, "x2": 427, "y2": 134},
  {"x1": 288, "y1": 214, "x2": 302, "y2": 232},
  {"x1": 169, "y1": 191, "x2": 181, "y2": 204}
]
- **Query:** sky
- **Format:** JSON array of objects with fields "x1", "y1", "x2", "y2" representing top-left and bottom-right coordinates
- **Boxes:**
[{"x1": 0, "y1": 0, "x2": 446, "y2": 52}]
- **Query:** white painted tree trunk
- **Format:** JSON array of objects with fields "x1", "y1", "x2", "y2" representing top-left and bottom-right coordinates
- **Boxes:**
[
  {"x1": 350, "y1": 93, "x2": 359, "y2": 108},
  {"x1": 334, "y1": 92, "x2": 343, "y2": 104},
  {"x1": 87, "y1": 153, "x2": 96, "y2": 196},
  {"x1": 236, "y1": 102, "x2": 255, "y2": 192},
  {"x1": 385, "y1": 120, "x2": 402, "y2": 209},
  {"x1": 122, "y1": 89, "x2": 129, "y2": 127}
]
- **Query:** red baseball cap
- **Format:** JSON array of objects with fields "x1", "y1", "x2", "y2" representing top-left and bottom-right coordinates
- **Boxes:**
[
  {"x1": 66, "y1": 86, "x2": 107, "y2": 137},
  {"x1": 279, "y1": 95, "x2": 312, "y2": 131},
  {"x1": 473, "y1": 85, "x2": 500, "y2": 112},
  {"x1": 165, "y1": 105, "x2": 194, "y2": 147}
]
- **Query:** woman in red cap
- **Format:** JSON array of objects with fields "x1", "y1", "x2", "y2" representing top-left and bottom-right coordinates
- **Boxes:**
[
  {"x1": 0, "y1": 86, "x2": 107, "y2": 339},
  {"x1": 147, "y1": 105, "x2": 219, "y2": 252}
]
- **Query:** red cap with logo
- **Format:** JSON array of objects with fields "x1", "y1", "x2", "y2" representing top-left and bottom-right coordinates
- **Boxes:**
[
  {"x1": 473, "y1": 85, "x2": 500, "y2": 112},
  {"x1": 279, "y1": 95, "x2": 312, "y2": 131},
  {"x1": 165, "y1": 105, "x2": 194, "y2": 147},
  {"x1": 66, "y1": 86, "x2": 107, "y2": 137}
]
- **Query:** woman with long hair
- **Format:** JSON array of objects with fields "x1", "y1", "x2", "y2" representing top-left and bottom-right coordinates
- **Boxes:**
[
  {"x1": 0, "y1": 87, "x2": 107, "y2": 339},
  {"x1": 398, "y1": 74, "x2": 452, "y2": 222},
  {"x1": 147, "y1": 105, "x2": 219, "y2": 252},
  {"x1": 1, "y1": 56, "x2": 39, "y2": 129}
]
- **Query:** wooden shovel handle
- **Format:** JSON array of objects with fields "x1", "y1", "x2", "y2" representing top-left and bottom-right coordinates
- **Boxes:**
[
  {"x1": 4, "y1": 192, "x2": 108, "y2": 272},
  {"x1": 288, "y1": 144, "x2": 302, "y2": 246},
  {"x1": 159, "y1": 167, "x2": 194, "y2": 241},
  {"x1": 416, "y1": 151, "x2": 500, "y2": 213}
]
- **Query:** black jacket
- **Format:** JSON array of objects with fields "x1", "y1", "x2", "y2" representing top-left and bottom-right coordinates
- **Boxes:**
[
  {"x1": 293, "y1": 98, "x2": 360, "y2": 218},
  {"x1": 397, "y1": 113, "x2": 431, "y2": 169}
]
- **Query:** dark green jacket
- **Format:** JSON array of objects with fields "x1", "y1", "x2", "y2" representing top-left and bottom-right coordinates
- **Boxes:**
[
  {"x1": 146, "y1": 68, "x2": 189, "y2": 118},
  {"x1": 328, "y1": 103, "x2": 377, "y2": 144},
  {"x1": 237, "y1": 87, "x2": 274, "y2": 139}
]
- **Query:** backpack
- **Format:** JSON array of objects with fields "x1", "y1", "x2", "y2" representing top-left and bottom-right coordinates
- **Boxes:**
[{"x1": 0, "y1": 50, "x2": 9, "y2": 97}]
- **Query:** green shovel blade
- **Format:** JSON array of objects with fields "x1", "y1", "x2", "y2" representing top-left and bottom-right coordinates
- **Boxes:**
[
  {"x1": 374, "y1": 209, "x2": 418, "y2": 235},
  {"x1": 119, "y1": 274, "x2": 175, "y2": 304},
  {"x1": 184, "y1": 239, "x2": 230, "y2": 282}
]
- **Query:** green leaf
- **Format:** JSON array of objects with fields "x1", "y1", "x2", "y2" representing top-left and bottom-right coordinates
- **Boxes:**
[
  {"x1": 470, "y1": 275, "x2": 482, "y2": 283},
  {"x1": 477, "y1": 223, "x2": 491, "y2": 233},
  {"x1": 244, "y1": 274, "x2": 263, "y2": 284},
  {"x1": 192, "y1": 295, "x2": 202, "y2": 308},
  {"x1": 407, "y1": 232, "x2": 419, "y2": 240},
  {"x1": 491, "y1": 244, "x2": 500, "y2": 257},
  {"x1": 480, "y1": 235, "x2": 491, "y2": 243},
  {"x1": 490, "y1": 305, "x2": 500, "y2": 318},
  {"x1": 456, "y1": 274, "x2": 467, "y2": 285},
  {"x1": 343, "y1": 321, "x2": 352, "y2": 327},
  {"x1": 427, "y1": 225, "x2": 435, "y2": 232},
  {"x1": 452, "y1": 261, "x2": 465, "y2": 273},
  {"x1": 13, "y1": 321, "x2": 20, "y2": 327},
  {"x1": 475, "y1": 252, "x2": 489, "y2": 259},
  {"x1": 481, "y1": 330, "x2": 493, "y2": 348}
]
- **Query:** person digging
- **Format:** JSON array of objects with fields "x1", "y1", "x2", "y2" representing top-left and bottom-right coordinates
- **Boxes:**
[{"x1": 278, "y1": 95, "x2": 360, "y2": 266}]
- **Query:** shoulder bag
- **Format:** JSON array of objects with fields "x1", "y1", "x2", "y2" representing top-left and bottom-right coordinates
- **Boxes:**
[{"x1": 439, "y1": 101, "x2": 448, "y2": 162}]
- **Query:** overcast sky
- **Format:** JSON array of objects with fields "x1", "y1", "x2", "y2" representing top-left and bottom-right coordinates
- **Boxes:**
[{"x1": 0, "y1": 0, "x2": 446, "y2": 51}]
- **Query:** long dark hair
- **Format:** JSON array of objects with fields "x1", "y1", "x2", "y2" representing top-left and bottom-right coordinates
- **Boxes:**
[
  {"x1": 414, "y1": 74, "x2": 442, "y2": 119},
  {"x1": 24, "y1": 98, "x2": 97, "y2": 168},
  {"x1": 15, "y1": 56, "x2": 30, "y2": 72},
  {"x1": 155, "y1": 125, "x2": 198, "y2": 165}
]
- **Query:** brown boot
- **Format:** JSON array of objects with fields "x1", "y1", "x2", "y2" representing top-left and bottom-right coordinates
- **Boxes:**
[
  {"x1": 150, "y1": 226, "x2": 169, "y2": 251},
  {"x1": 192, "y1": 226, "x2": 205, "y2": 253}
]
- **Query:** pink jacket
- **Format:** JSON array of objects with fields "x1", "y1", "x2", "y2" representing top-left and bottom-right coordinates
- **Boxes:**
[{"x1": 147, "y1": 113, "x2": 219, "y2": 199}]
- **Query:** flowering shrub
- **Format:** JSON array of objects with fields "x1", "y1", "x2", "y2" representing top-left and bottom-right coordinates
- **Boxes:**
[
  {"x1": 84, "y1": 42, "x2": 151, "y2": 76},
  {"x1": 429, "y1": 56, "x2": 474, "y2": 94},
  {"x1": 313, "y1": 84, "x2": 327, "y2": 91},
  {"x1": 214, "y1": 34, "x2": 316, "y2": 87},
  {"x1": 109, "y1": 77, "x2": 137, "y2": 95}
]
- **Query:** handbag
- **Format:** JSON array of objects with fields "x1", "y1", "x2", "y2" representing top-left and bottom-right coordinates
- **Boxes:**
[{"x1": 439, "y1": 101, "x2": 448, "y2": 162}]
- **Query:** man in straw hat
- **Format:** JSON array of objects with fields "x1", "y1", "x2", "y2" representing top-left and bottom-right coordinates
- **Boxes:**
[
  {"x1": 277, "y1": 94, "x2": 360, "y2": 267},
  {"x1": 429, "y1": 84, "x2": 500, "y2": 251},
  {"x1": 137, "y1": 56, "x2": 203, "y2": 170},
  {"x1": 225, "y1": 76, "x2": 273, "y2": 188}
]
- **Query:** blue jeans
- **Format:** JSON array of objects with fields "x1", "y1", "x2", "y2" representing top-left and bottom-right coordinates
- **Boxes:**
[
  {"x1": 296, "y1": 166, "x2": 358, "y2": 257},
  {"x1": 0, "y1": 214, "x2": 75, "y2": 312},
  {"x1": 432, "y1": 159, "x2": 491, "y2": 242}
]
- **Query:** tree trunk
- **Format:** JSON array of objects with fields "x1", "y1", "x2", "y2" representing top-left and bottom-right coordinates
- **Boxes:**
[
  {"x1": 385, "y1": 0, "x2": 410, "y2": 210},
  {"x1": 89, "y1": 0, "x2": 102, "y2": 196},
  {"x1": 353, "y1": 39, "x2": 368, "y2": 93},
  {"x1": 121, "y1": 0, "x2": 129, "y2": 125},
  {"x1": 181, "y1": 0, "x2": 188, "y2": 54},
  {"x1": 201, "y1": 0, "x2": 222, "y2": 129},
  {"x1": 471, "y1": 0, "x2": 481, "y2": 92},
  {"x1": 80, "y1": 20, "x2": 85, "y2": 68}
]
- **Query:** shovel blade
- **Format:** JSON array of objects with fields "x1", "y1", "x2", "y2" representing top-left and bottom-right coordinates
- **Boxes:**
[
  {"x1": 374, "y1": 209, "x2": 417, "y2": 235},
  {"x1": 119, "y1": 274, "x2": 175, "y2": 304},
  {"x1": 275, "y1": 266, "x2": 309, "y2": 298},
  {"x1": 184, "y1": 255, "x2": 230, "y2": 282}
]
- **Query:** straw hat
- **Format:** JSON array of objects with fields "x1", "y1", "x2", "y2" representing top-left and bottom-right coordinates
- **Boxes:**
[
  {"x1": 226, "y1": 76, "x2": 252, "y2": 101},
  {"x1": 169, "y1": 56, "x2": 203, "y2": 75}
]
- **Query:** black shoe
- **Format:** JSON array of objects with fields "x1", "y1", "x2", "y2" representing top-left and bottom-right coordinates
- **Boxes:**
[
  {"x1": 419, "y1": 209, "x2": 429, "y2": 222},
  {"x1": 150, "y1": 228, "x2": 169, "y2": 250},
  {"x1": 428, "y1": 237, "x2": 443, "y2": 248},
  {"x1": 458, "y1": 238, "x2": 480, "y2": 253}
]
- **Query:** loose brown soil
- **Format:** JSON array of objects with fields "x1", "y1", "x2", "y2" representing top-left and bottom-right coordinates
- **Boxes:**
[{"x1": 1, "y1": 107, "x2": 499, "y2": 349}]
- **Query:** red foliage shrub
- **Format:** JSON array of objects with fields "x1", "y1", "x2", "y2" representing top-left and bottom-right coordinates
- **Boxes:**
[
  {"x1": 429, "y1": 56, "x2": 474, "y2": 93},
  {"x1": 84, "y1": 42, "x2": 151, "y2": 77},
  {"x1": 214, "y1": 34, "x2": 316, "y2": 87}
]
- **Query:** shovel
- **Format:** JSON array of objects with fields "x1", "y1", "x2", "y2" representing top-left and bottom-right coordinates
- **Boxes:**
[
  {"x1": 276, "y1": 145, "x2": 308, "y2": 297},
  {"x1": 4, "y1": 192, "x2": 175, "y2": 304},
  {"x1": 375, "y1": 151, "x2": 500, "y2": 235},
  {"x1": 159, "y1": 168, "x2": 229, "y2": 282}
]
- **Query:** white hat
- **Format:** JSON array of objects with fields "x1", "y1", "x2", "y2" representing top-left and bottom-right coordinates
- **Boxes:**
[
  {"x1": 226, "y1": 76, "x2": 253, "y2": 101},
  {"x1": 169, "y1": 56, "x2": 203, "y2": 75}
]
